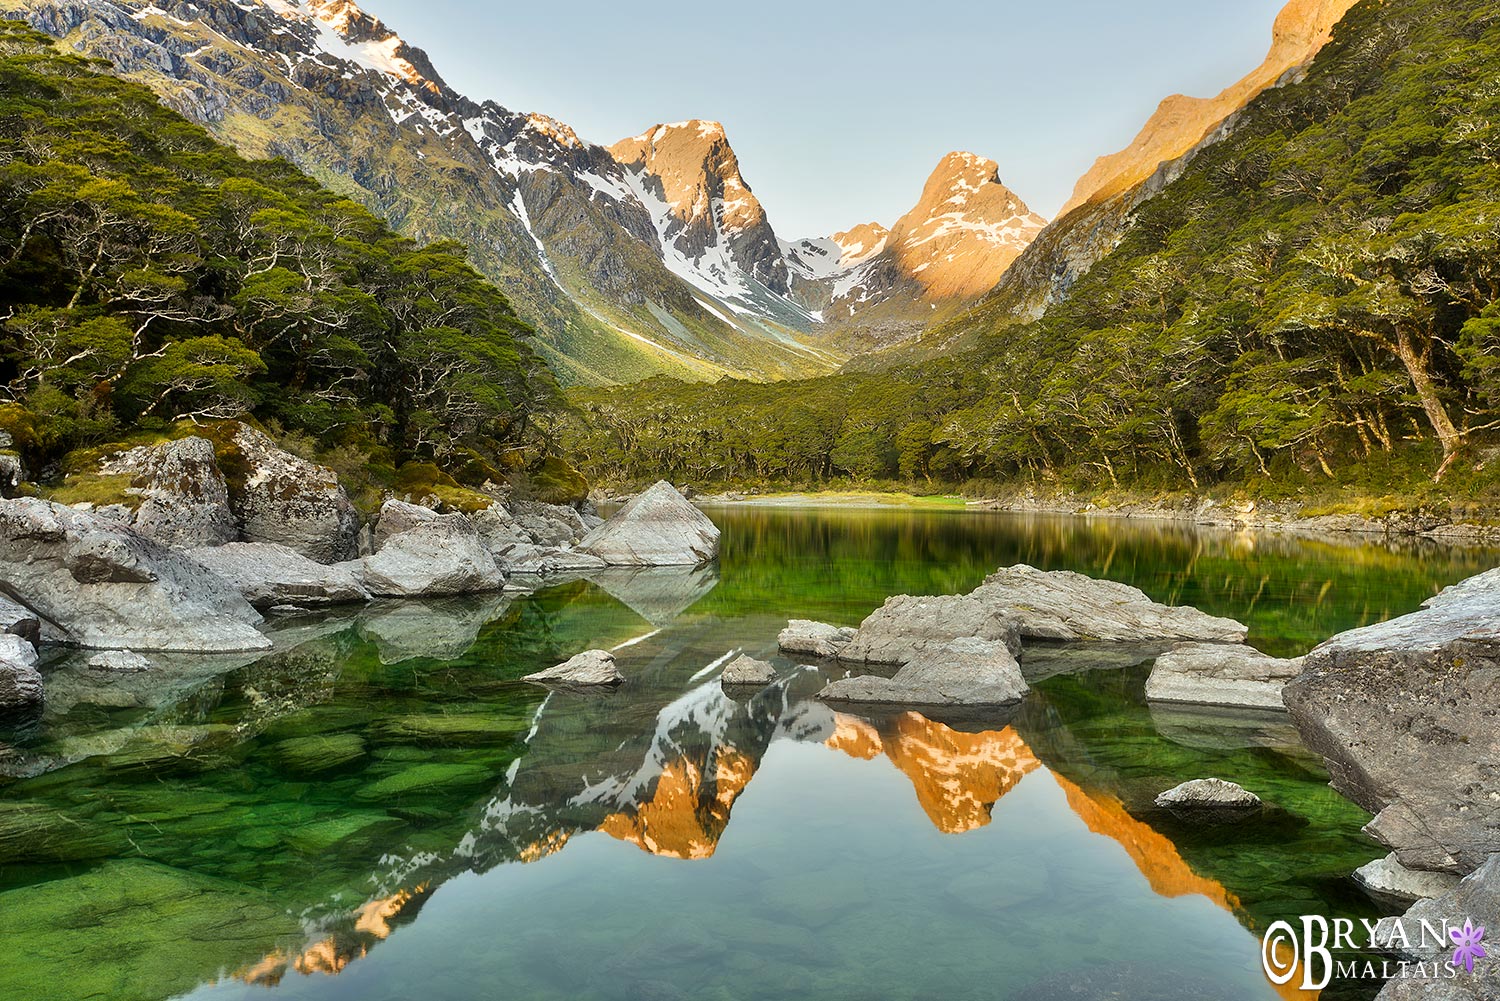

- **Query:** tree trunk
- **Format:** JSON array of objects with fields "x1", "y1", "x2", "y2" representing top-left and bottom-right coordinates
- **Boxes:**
[{"x1": 1392, "y1": 327, "x2": 1461, "y2": 457}]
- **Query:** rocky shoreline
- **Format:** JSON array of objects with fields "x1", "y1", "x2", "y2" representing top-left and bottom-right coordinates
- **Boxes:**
[{"x1": 0, "y1": 424, "x2": 719, "y2": 712}]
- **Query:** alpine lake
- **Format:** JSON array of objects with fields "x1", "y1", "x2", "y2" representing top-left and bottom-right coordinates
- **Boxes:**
[{"x1": 1, "y1": 503, "x2": 1493, "y2": 1001}]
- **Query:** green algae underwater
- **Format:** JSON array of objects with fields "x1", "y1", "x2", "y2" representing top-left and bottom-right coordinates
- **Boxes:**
[{"x1": 1, "y1": 506, "x2": 1493, "y2": 1001}]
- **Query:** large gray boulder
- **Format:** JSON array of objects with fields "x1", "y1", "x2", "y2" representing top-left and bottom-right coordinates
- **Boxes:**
[
  {"x1": 577, "y1": 481, "x2": 719, "y2": 566},
  {"x1": 229, "y1": 425, "x2": 359, "y2": 563},
  {"x1": 189, "y1": 543, "x2": 370, "y2": 609},
  {"x1": 371, "y1": 499, "x2": 441, "y2": 551},
  {"x1": 522, "y1": 649, "x2": 623, "y2": 689},
  {"x1": 0, "y1": 633, "x2": 42, "y2": 710},
  {"x1": 818, "y1": 637, "x2": 1028, "y2": 709},
  {"x1": 975, "y1": 565, "x2": 1247, "y2": 642},
  {"x1": 0, "y1": 594, "x2": 39, "y2": 645},
  {"x1": 0, "y1": 498, "x2": 268, "y2": 652},
  {"x1": 1145, "y1": 642, "x2": 1303, "y2": 710},
  {"x1": 1374, "y1": 855, "x2": 1500, "y2": 999},
  {"x1": 1284, "y1": 569, "x2": 1500, "y2": 875},
  {"x1": 360, "y1": 501, "x2": 503, "y2": 598},
  {"x1": 839, "y1": 592, "x2": 1022, "y2": 666},
  {"x1": 778, "y1": 620, "x2": 856, "y2": 660},
  {"x1": 97, "y1": 436, "x2": 236, "y2": 548},
  {"x1": 472, "y1": 503, "x2": 532, "y2": 551}
]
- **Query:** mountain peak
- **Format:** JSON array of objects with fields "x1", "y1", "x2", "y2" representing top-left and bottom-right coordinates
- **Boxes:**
[
  {"x1": 608, "y1": 120, "x2": 767, "y2": 234},
  {"x1": 1060, "y1": 0, "x2": 1358, "y2": 215},
  {"x1": 262, "y1": 0, "x2": 443, "y2": 93},
  {"x1": 889, "y1": 151, "x2": 1047, "y2": 300}
]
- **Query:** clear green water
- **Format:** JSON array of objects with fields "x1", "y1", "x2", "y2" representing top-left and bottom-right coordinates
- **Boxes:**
[{"x1": 0, "y1": 507, "x2": 1493, "y2": 1001}]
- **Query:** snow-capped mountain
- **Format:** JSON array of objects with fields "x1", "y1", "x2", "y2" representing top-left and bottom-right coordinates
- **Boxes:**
[
  {"x1": 783, "y1": 154, "x2": 1046, "y2": 346},
  {"x1": 9, "y1": 0, "x2": 1049, "y2": 378}
]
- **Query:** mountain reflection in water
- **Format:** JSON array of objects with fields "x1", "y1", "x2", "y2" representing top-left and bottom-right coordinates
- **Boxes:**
[{"x1": 2, "y1": 507, "x2": 1479, "y2": 1001}]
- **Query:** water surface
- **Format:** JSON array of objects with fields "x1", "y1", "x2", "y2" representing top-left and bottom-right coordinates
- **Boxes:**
[{"x1": 0, "y1": 507, "x2": 1493, "y2": 1001}]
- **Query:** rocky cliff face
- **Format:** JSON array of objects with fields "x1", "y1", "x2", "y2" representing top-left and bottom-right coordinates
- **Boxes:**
[
  {"x1": 1061, "y1": 0, "x2": 1360, "y2": 215},
  {"x1": 5, "y1": 0, "x2": 834, "y2": 384}
]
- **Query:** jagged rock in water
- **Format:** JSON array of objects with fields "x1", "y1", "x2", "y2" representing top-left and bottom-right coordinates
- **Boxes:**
[
  {"x1": 1144, "y1": 642, "x2": 1303, "y2": 710},
  {"x1": 1154, "y1": 778, "x2": 1261, "y2": 812},
  {"x1": 1284, "y1": 568, "x2": 1500, "y2": 875},
  {"x1": 98, "y1": 436, "x2": 236, "y2": 548},
  {"x1": 1354, "y1": 853, "x2": 1462, "y2": 908},
  {"x1": 522, "y1": 649, "x2": 623, "y2": 689},
  {"x1": 0, "y1": 498, "x2": 268, "y2": 652},
  {"x1": 360, "y1": 501, "x2": 503, "y2": 598},
  {"x1": 87, "y1": 650, "x2": 152, "y2": 673},
  {"x1": 720, "y1": 654, "x2": 776, "y2": 687},
  {"x1": 510, "y1": 501, "x2": 592, "y2": 548},
  {"x1": 1373, "y1": 855, "x2": 1500, "y2": 999},
  {"x1": 0, "y1": 634, "x2": 43, "y2": 710},
  {"x1": 188, "y1": 543, "x2": 370, "y2": 609},
  {"x1": 819, "y1": 637, "x2": 1027, "y2": 709},
  {"x1": 496, "y1": 542, "x2": 607, "y2": 575},
  {"x1": 577, "y1": 481, "x2": 719, "y2": 566},
  {"x1": 229, "y1": 425, "x2": 359, "y2": 564},
  {"x1": 975, "y1": 565, "x2": 1247, "y2": 643},
  {"x1": 778, "y1": 620, "x2": 856, "y2": 660},
  {"x1": 839, "y1": 592, "x2": 1022, "y2": 666}
]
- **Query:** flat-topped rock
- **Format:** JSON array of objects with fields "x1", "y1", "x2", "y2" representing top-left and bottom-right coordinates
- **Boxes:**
[
  {"x1": 1354, "y1": 853, "x2": 1462, "y2": 908},
  {"x1": 361, "y1": 501, "x2": 504, "y2": 598},
  {"x1": 522, "y1": 649, "x2": 623, "y2": 689},
  {"x1": 720, "y1": 654, "x2": 776, "y2": 687},
  {"x1": 578, "y1": 481, "x2": 719, "y2": 566},
  {"x1": 0, "y1": 634, "x2": 42, "y2": 711},
  {"x1": 819, "y1": 637, "x2": 1028, "y2": 709},
  {"x1": 0, "y1": 498, "x2": 268, "y2": 652},
  {"x1": 1154, "y1": 778, "x2": 1261, "y2": 811},
  {"x1": 189, "y1": 543, "x2": 370, "y2": 609},
  {"x1": 1284, "y1": 568, "x2": 1500, "y2": 875},
  {"x1": 975, "y1": 565, "x2": 1248, "y2": 643},
  {"x1": 778, "y1": 620, "x2": 856, "y2": 660},
  {"x1": 839, "y1": 593, "x2": 1022, "y2": 666},
  {"x1": 98, "y1": 436, "x2": 236, "y2": 549},
  {"x1": 1145, "y1": 642, "x2": 1303, "y2": 710}
]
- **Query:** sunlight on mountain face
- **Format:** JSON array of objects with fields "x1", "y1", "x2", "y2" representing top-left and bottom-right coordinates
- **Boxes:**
[
  {"x1": 827, "y1": 713, "x2": 1041, "y2": 834},
  {"x1": 597, "y1": 748, "x2": 757, "y2": 859}
]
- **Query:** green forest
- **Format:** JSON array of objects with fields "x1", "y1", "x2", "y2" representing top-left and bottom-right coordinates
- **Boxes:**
[
  {"x1": 0, "y1": 21, "x2": 566, "y2": 499},
  {"x1": 565, "y1": 0, "x2": 1500, "y2": 506}
]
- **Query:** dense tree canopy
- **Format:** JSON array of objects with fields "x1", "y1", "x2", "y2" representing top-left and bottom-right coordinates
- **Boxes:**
[
  {"x1": 567, "y1": 0, "x2": 1500, "y2": 500},
  {"x1": 0, "y1": 21, "x2": 560, "y2": 475}
]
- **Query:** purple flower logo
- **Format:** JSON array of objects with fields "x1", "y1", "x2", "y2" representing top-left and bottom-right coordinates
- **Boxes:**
[{"x1": 1451, "y1": 919, "x2": 1487, "y2": 973}]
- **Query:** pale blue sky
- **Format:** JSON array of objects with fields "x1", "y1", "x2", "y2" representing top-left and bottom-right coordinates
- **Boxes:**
[{"x1": 373, "y1": 0, "x2": 1289, "y2": 237}]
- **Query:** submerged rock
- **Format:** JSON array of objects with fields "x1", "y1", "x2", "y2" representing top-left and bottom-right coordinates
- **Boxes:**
[
  {"x1": 1354, "y1": 853, "x2": 1462, "y2": 908},
  {"x1": 720, "y1": 654, "x2": 777, "y2": 687},
  {"x1": 229, "y1": 425, "x2": 359, "y2": 564},
  {"x1": 190, "y1": 542, "x2": 370, "y2": 609},
  {"x1": 819, "y1": 637, "x2": 1028, "y2": 709},
  {"x1": 361, "y1": 501, "x2": 503, "y2": 598},
  {"x1": 577, "y1": 481, "x2": 719, "y2": 566},
  {"x1": 0, "y1": 498, "x2": 268, "y2": 652},
  {"x1": 0, "y1": 634, "x2": 42, "y2": 710},
  {"x1": 1144, "y1": 642, "x2": 1303, "y2": 710},
  {"x1": 87, "y1": 650, "x2": 152, "y2": 673},
  {"x1": 522, "y1": 649, "x2": 623, "y2": 689},
  {"x1": 975, "y1": 565, "x2": 1247, "y2": 643},
  {"x1": 839, "y1": 592, "x2": 1022, "y2": 666},
  {"x1": 778, "y1": 620, "x2": 856, "y2": 660},
  {"x1": 1284, "y1": 568, "x2": 1500, "y2": 875},
  {"x1": 1154, "y1": 778, "x2": 1261, "y2": 811},
  {"x1": 98, "y1": 436, "x2": 236, "y2": 549}
]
